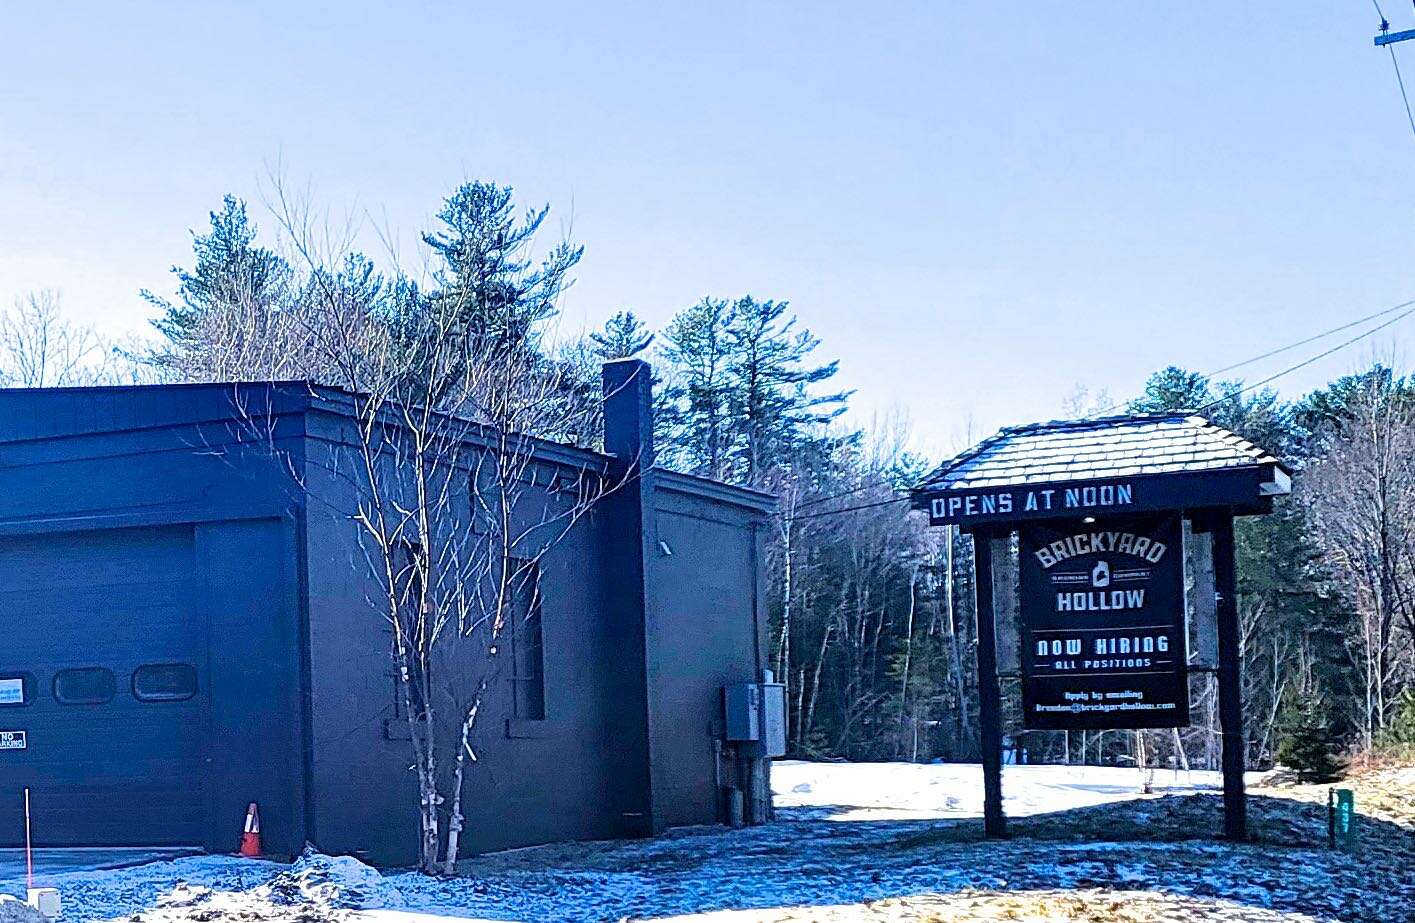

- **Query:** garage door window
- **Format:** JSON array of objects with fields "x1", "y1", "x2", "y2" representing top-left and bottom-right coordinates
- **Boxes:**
[
  {"x1": 53, "y1": 667, "x2": 116, "y2": 705},
  {"x1": 132, "y1": 663, "x2": 198, "y2": 702}
]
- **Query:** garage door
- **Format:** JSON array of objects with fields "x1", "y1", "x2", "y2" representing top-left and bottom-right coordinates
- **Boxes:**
[{"x1": 0, "y1": 525, "x2": 205, "y2": 846}]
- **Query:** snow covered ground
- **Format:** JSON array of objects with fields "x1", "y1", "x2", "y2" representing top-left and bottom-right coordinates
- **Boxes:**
[
  {"x1": 6, "y1": 761, "x2": 1411, "y2": 922},
  {"x1": 771, "y1": 760, "x2": 1244, "y2": 820}
]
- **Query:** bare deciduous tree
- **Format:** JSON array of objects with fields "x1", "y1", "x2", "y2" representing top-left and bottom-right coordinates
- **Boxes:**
[
  {"x1": 0, "y1": 290, "x2": 116, "y2": 387},
  {"x1": 228, "y1": 186, "x2": 623, "y2": 875},
  {"x1": 1303, "y1": 375, "x2": 1415, "y2": 748}
]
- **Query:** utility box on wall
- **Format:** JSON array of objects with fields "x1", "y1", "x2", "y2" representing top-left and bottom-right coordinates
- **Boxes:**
[{"x1": 724, "y1": 681, "x2": 786, "y2": 757}]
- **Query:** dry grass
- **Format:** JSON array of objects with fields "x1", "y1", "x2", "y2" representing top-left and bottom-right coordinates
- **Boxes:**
[
  {"x1": 1252, "y1": 763, "x2": 1415, "y2": 828},
  {"x1": 694, "y1": 889, "x2": 1324, "y2": 922}
]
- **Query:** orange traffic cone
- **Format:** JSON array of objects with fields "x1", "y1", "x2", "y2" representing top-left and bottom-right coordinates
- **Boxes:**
[{"x1": 238, "y1": 803, "x2": 261, "y2": 857}]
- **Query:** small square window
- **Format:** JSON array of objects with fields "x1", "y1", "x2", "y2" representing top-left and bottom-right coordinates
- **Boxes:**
[
  {"x1": 53, "y1": 668, "x2": 116, "y2": 705},
  {"x1": 132, "y1": 664, "x2": 198, "y2": 702}
]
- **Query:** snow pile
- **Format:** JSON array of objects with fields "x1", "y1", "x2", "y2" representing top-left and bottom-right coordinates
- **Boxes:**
[
  {"x1": 116, "y1": 850, "x2": 401, "y2": 921},
  {"x1": 0, "y1": 851, "x2": 399, "y2": 922},
  {"x1": 265, "y1": 848, "x2": 402, "y2": 911},
  {"x1": 0, "y1": 855, "x2": 278, "y2": 922},
  {"x1": 0, "y1": 896, "x2": 43, "y2": 923}
]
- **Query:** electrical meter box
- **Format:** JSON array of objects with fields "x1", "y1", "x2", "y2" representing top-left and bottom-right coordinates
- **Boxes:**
[
  {"x1": 725, "y1": 683, "x2": 762, "y2": 741},
  {"x1": 724, "y1": 681, "x2": 786, "y2": 757}
]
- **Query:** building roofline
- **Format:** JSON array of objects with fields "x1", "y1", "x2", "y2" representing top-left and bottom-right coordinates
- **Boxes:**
[
  {"x1": 654, "y1": 468, "x2": 777, "y2": 514},
  {"x1": 0, "y1": 379, "x2": 314, "y2": 395},
  {"x1": 0, "y1": 379, "x2": 781, "y2": 501}
]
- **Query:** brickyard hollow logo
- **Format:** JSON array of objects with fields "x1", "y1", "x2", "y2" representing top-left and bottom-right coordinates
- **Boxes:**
[{"x1": 1033, "y1": 527, "x2": 1171, "y2": 613}]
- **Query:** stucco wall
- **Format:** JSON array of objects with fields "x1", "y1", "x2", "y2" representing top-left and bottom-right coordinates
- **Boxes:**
[{"x1": 644, "y1": 478, "x2": 767, "y2": 831}]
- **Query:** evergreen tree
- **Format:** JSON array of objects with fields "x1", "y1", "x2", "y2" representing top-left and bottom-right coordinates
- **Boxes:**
[
  {"x1": 590, "y1": 310, "x2": 653, "y2": 359},
  {"x1": 421, "y1": 181, "x2": 582, "y2": 356},
  {"x1": 303, "y1": 252, "x2": 414, "y2": 391},
  {"x1": 659, "y1": 297, "x2": 735, "y2": 478},
  {"x1": 1377, "y1": 687, "x2": 1415, "y2": 757},
  {"x1": 724, "y1": 296, "x2": 850, "y2": 485},
  {"x1": 142, "y1": 195, "x2": 293, "y2": 367},
  {"x1": 1298, "y1": 365, "x2": 1415, "y2": 432},
  {"x1": 1128, "y1": 365, "x2": 1298, "y2": 458},
  {"x1": 1127, "y1": 366, "x2": 1212, "y2": 414},
  {"x1": 658, "y1": 295, "x2": 850, "y2": 485},
  {"x1": 1276, "y1": 692, "x2": 1347, "y2": 782}
]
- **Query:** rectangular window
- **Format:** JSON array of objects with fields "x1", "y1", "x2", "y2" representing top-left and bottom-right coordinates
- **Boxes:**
[
  {"x1": 509, "y1": 561, "x2": 545, "y2": 721},
  {"x1": 132, "y1": 663, "x2": 198, "y2": 702},
  {"x1": 54, "y1": 667, "x2": 115, "y2": 705}
]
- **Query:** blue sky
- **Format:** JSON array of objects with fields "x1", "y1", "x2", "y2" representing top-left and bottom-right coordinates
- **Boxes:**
[{"x1": 3, "y1": 2, "x2": 1414, "y2": 453}]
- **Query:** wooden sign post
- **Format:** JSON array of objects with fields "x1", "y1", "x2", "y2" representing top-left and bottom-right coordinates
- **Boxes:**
[
  {"x1": 973, "y1": 532, "x2": 1007, "y2": 837},
  {"x1": 1208, "y1": 514, "x2": 1246, "y2": 839},
  {"x1": 912, "y1": 414, "x2": 1292, "y2": 841}
]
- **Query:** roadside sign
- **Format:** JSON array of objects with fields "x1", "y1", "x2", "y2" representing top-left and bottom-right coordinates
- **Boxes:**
[
  {"x1": 0, "y1": 730, "x2": 26, "y2": 750},
  {"x1": 1018, "y1": 513, "x2": 1190, "y2": 730},
  {"x1": 1329, "y1": 788, "x2": 1356, "y2": 850}
]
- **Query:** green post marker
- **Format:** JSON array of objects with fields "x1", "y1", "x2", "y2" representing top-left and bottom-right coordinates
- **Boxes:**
[{"x1": 1328, "y1": 788, "x2": 1356, "y2": 851}]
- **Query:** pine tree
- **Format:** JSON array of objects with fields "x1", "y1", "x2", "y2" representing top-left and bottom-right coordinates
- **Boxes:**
[
  {"x1": 142, "y1": 195, "x2": 293, "y2": 365},
  {"x1": 1276, "y1": 693, "x2": 1347, "y2": 783},
  {"x1": 590, "y1": 311, "x2": 653, "y2": 359},
  {"x1": 1127, "y1": 366, "x2": 1212, "y2": 414},
  {"x1": 659, "y1": 298, "x2": 735, "y2": 478},
  {"x1": 421, "y1": 182, "x2": 582, "y2": 356},
  {"x1": 724, "y1": 296, "x2": 850, "y2": 485},
  {"x1": 658, "y1": 296, "x2": 850, "y2": 485},
  {"x1": 1377, "y1": 687, "x2": 1415, "y2": 757}
]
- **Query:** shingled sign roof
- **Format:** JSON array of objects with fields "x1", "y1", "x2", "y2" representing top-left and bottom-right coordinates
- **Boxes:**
[{"x1": 916, "y1": 413, "x2": 1287, "y2": 493}]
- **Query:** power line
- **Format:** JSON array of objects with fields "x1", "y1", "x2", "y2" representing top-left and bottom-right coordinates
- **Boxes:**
[
  {"x1": 1195, "y1": 300, "x2": 1415, "y2": 412},
  {"x1": 801, "y1": 296, "x2": 1415, "y2": 520},
  {"x1": 798, "y1": 302, "x2": 1415, "y2": 521},
  {"x1": 1087, "y1": 294, "x2": 1415, "y2": 418},
  {"x1": 1387, "y1": 44, "x2": 1415, "y2": 144},
  {"x1": 793, "y1": 481, "x2": 878, "y2": 510},
  {"x1": 793, "y1": 471, "x2": 935, "y2": 511},
  {"x1": 1205, "y1": 298, "x2": 1415, "y2": 378}
]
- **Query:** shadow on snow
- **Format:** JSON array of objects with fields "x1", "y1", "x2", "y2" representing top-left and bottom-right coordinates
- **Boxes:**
[{"x1": 390, "y1": 790, "x2": 1413, "y2": 923}]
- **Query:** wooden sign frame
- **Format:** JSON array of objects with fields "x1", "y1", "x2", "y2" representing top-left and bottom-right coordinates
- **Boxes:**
[{"x1": 967, "y1": 511, "x2": 1245, "y2": 840}]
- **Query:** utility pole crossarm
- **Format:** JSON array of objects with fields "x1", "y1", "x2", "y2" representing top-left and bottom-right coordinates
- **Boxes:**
[{"x1": 1376, "y1": 28, "x2": 1415, "y2": 47}]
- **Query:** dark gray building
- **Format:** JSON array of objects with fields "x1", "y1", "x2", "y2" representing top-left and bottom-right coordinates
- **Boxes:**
[{"x1": 0, "y1": 360, "x2": 774, "y2": 865}]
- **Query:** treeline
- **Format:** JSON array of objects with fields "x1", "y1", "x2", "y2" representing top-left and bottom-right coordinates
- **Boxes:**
[{"x1": 6, "y1": 180, "x2": 1414, "y2": 773}]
